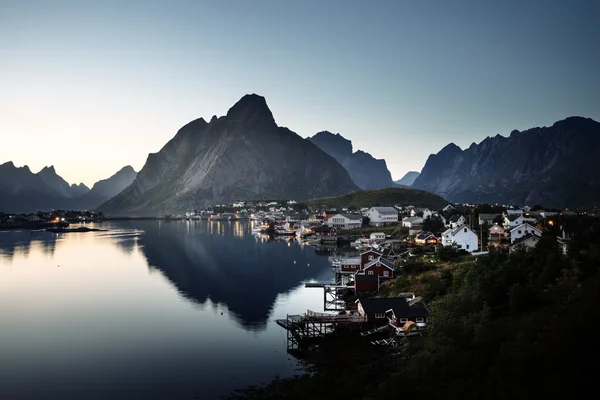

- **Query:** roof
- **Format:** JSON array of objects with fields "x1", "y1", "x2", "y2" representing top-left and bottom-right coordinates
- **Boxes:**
[
  {"x1": 370, "y1": 207, "x2": 398, "y2": 213},
  {"x1": 416, "y1": 231, "x2": 435, "y2": 240},
  {"x1": 506, "y1": 215, "x2": 522, "y2": 221},
  {"x1": 451, "y1": 224, "x2": 474, "y2": 235},
  {"x1": 402, "y1": 216, "x2": 423, "y2": 223},
  {"x1": 359, "y1": 297, "x2": 428, "y2": 317},
  {"x1": 370, "y1": 232, "x2": 385, "y2": 236},
  {"x1": 360, "y1": 248, "x2": 383, "y2": 256},
  {"x1": 449, "y1": 214, "x2": 462, "y2": 223},
  {"x1": 382, "y1": 248, "x2": 396, "y2": 256},
  {"x1": 313, "y1": 226, "x2": 336, "y2": 232},
  {"x1": 479, "y1": 213, "x2": 500, "y2": 220},
  {"x1": 363, "y1": 257, "x2": 394, "y2": 270},
  {"x1": 510, "y1": 234, "x2": 540, "y2": 247},
  {"x1": 339, "y1": 213, "x2": 362, "y2": 221},
  {"x1": 510, "y1": 222, "x2": 541, "y2": 233}
]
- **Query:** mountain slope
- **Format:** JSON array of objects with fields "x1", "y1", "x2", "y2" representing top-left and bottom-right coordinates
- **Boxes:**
[
  {"x1": 395, "y1": 171, "x2": 420, "y2": 187},
  {"x1": 412, "y1": 117, "x2": 600, "y2": 208},
  {"x1": 99, "y1": 94, "x2": 358, "y2": 216},
  {"x1": 37, "y1": 166, "x2": 90, "y2": 198},
  {"x1": 0, "y1": 162, "x2": 67, "y2": 212},
  {"x1": 308, "y1": 187, "x2": 448, "y2": 210},
  {"x1": 308, "y1": 131, "x2": 395, "y2": 190}
]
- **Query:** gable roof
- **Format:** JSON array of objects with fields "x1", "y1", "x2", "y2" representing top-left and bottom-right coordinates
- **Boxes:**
[
  {"x1": 510, "y1": 234, "x2": 540, "y2": 248},
  {"x1": 451, "y1": 224, "x2": 475, "y2": 236},
  {"x1": 334, "y1": 213, "x2": 362, "y2": 221},
  {"x1": 506, "y1": 215, "x2": 523, "y2": 221},
  {"x1": 449, "y1": 214, "x2": 463, "y2": 223},
  {"x1": 370, "y1": 207, "x2": 398, "y2": 213},
  {"x1": 360, "y1": 248, "x2": 383, "y2": 256},
  {"x1": 416, "y1": 231, "x2": 435, "y2": 240},
  {"x1": 510, "y1": 222, "x2": 541, "y2": 234},
  {"x1": 359, "y1": 297, "x2": 428, "y2": 317},
  {"x1": 479, "y1": 213, "x2": 500, "y2": 220},
  {"x1": 363, "y1": 257, "x2": 394, "y2": 270}
]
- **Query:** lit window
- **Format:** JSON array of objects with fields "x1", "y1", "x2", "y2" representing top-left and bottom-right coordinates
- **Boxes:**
[
  {"x1": 375, "y1": 313, "x2": 385, "y2": 319},
  {"x1": 416, "y1": 317, "x2": 424, "y2": 323}
]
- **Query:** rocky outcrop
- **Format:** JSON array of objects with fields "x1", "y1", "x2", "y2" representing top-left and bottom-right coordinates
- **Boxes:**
[
  {"x1": 99, "y1": 94, "x2": 358, "y2": 216},
  {"x1": 412, "y1": 117, "x2": 600, "y2": 208},
  {"x1": 395, "y1": 171, "x2": 420, "y2": 187},
  {"x1": 308, "y1": 131, "x2": 395, "y2": 190}
]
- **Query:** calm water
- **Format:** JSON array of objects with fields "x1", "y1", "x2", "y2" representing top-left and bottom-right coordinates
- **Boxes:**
[{"x1": 0, "y1": 220, "x2": 334, "y2": 399}]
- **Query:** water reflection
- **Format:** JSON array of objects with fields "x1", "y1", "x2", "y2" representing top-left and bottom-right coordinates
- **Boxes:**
[
  {"x1": 0, "y1": 230, "x2": 59, "y2": 259},
  {"x1": 136, "y1": 220, "x2": 331, "y2": 330}
]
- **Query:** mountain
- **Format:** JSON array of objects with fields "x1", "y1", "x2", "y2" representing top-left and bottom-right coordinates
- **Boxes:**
[
  {"x1": 0, "y1": 162, "x2": 136, "y2": 213},
  {"x1": 37, "y1": 166, "x2": 90, "y2": 198},
  {"x1": 308, "y1": 131, "x2": 396, "y2": 190},
  {"x1": 0, "y1": 162, "x2": 66, "y2": 212},
  {"x1": 412, "y1": 117, "x2": 600, "y2": 208},
  {"x1": 99, "y1": 94, "x2": 358, "y2": 216},
  {"x1": 308, "y1": 187, "x2": 448, "y2": 210},
  {"x1": 395, "y1": 171, "x2": 420, "y2": 187}
]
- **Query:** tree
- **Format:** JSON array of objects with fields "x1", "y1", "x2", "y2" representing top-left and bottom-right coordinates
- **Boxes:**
[
  {"x1": 422, "y1": 215, "x2": 445, "y2": 233},
  {"x1": 362, "y1": 216, "x2": 370, "y2": 226}
]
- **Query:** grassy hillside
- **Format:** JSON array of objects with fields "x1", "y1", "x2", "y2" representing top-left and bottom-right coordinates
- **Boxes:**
[{"x1": 308, "y1": 187, "x2": 448, "y2": 210}]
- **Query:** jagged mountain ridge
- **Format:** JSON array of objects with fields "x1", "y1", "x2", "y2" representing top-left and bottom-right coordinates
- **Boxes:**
[
  {"x1": 0, "y1": 162, "x2": 137, "y2": 213},
  {"x1": 37, "y1": 166, "x2": 90, "y2": 198},
  {"x1": 99, "y1": 94, "x2": 358, "y2": 216},
  {"x1": 412, "y1": 117, "x2": 600, "y2": 208},
  {"x1": 395, "y1": 171, "x2": 420, "y2": 187},
  {"x1": 308, "y1": 131, "x2": 396, "y2": 190}
]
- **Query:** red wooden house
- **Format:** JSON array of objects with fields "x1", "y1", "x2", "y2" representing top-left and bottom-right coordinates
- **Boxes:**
[
  {"x1": 360, "y1": 249, "x2": 383, "y2": 266},
  {"x1": 360, "y1": 257, "x2": 394, "y2": 280},
  {"x1": 312, "y1": 226, "x2": 337, "y2": 237},
  {"x1": 354, "y1": 274, "x2": 380, "y2": 293}
]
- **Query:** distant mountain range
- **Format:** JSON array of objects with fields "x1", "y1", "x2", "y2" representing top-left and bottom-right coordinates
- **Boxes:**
[
  {"x1": 308, "y1": 131, "x2": 396, "y2": 190},
  {"x1": 99, "y1": 94, "x2": 358, "y2": 216},
  {"x1": 0, "y1": 163, "x2": 137, "y2": 213},
  {"x1": 395, "y1": 171, "x2": 420, "y2": 187},
  {"x1": 412, "y1": 117, "x2": 600, "y2": 208}
]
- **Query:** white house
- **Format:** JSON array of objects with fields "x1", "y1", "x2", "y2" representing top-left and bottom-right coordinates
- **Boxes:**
[
  {"x1": 443, "y1": 204, "x2": 455, "y2": 212},
  {"x1": 442, "y1": 225, "x2": 479, "y2": 253},
  {"x1": 503, "y1": 215, "x2": 525, "y2": 230},
  {"x1": 505, "y1": 209, "x2": 524, "y2": 216},
  {"x1": 510, "y1": 223, "x2": 542, "y2": 243},
  {"x1": 402, "y1": 216, "x2": 423, "y2": 228},
  {"x1": 448, "y1": 215, "x2": 466, "y2": 229},
  {"x1": 366, "y1": 207, "x2": 399, "y2": 226},
  {"x1": 327, "y1": 213, "x2": 363, "y2": 230},
  {"x1": 478, "y1": 213, "x2": 500, "y2": 226},
  {"x1": 410, "y1": 208, "x2": 433, "y2": 219},
  {"x1": 369, "y1": 232, "x2": 386, "y2": 241},
  {"x1": 509, "y1": 235, "x2": 540, "y2": 253}
]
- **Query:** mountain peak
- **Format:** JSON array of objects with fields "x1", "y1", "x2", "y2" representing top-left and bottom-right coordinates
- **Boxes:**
[
  {"x1": 440, "y1": 143, "x2": 462, "y2": 153},
  {"x1": 1, "y1": 161, "x2": 15, "y2": 168},
  {"x1": 226, "y1": 94, "x2": 275, "y2": 125},
  {"x1": 118, "y1": 165, "x2": 136, "y2": 174}
]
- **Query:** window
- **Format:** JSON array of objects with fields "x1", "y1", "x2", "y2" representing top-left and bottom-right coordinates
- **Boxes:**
[
  {"x1": 368, "y1": 270, "x2": 374, "y2": 275},
  {"x1": 464, "y1": 228, "x2": 467, "y2": 233},
  {"x1": 466, "y1": 244, "x2": 469, "y2": 250},
  {"x1": 383, "y1": 271, "x2": 389, "y2": 277},
  {"x1": 368, "y1": 255, "x2": 374, "y2": 260},
  {"x1": 400, "y1": 318, "x2": 408, "y2": 323},
  {"x1": 375, "y1": 313, "x2": 385, "y2": 319},
  {"x1": 416, "y1": 317, "x2": 424, "y2": 323},
  {"x1": 518, "y1": 230, "x2": 522, "y2": 234}
]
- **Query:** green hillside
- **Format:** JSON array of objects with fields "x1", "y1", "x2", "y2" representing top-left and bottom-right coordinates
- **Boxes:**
[{"x1": 308, "y1": 187, "x2": 448, "y2": 210}]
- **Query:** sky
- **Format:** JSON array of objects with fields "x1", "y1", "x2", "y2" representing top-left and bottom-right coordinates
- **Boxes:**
[{"x1": 1, "y1": 0, "x2": 599, "y2": 187}]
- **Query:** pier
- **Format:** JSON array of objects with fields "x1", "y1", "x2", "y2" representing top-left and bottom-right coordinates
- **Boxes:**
[{"x1": 276, "y1": 310, "x2": 366, "y2": 352}]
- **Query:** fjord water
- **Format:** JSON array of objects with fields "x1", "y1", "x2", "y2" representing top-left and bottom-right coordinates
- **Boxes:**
[{"x1": 0, "y1": 221, "x2": 333, "y2": 399}]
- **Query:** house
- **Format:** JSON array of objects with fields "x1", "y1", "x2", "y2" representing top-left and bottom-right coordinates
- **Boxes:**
[
  {"x1": 360, "y1": 249, "x2": 384, "y2": 266},
  {"x1": 478, "y1": 213, "x2": 500, "y2": 226},
  {"x1": 503, "y1": 215, "x2": 525, "y2": 230},
  {"x1": 385, "y1": 297, "x2": 429, "y2": 333},
  {"x1": 354, "y1": 274, "x2": 380, "y2": 294},
  {"x1": 505, "y1": 209, "x2": 524, "y2": 217},
  {"x1": 327, "y1": 213, "x2": 362, "y2": 230},
  {"x1": 447, "y1": 214, "x2": 466, "y2": 229},
  {"x1": 359, "y1": 256, "x2": 394, "y2": 280},
  {"x1": 319, "y1": 210, "x2": 338, "y2": 221},
  {"x1": 557, "y1": 224, "x2": 573, "y2": 256},
  {"x1": 443, "y1": 204, "x2": 455, "y2": 212},
  {"x1": 408, "y1": 225, "x2": 423, "y2": 236},
  {"x1": 369, "y1": 232, "x2": 386, "y2": 241},
  {"x1": 415, "y1": 231, "x2": 438, "y2": 245},
  {"x1": 365, "y1": 207, "x2": 399, "y2": 226},
  {"x1": 382, "y1": 248, "x2": 400, "y2": 262},
  {"x1": 312, "y1": 226, "x2": 337, "y2": 237},
  {"x1": 488, "y1": 223, "x2": 507, "y2": 243},
  {"x1": 401, "y1": 216, "x2": 423, "y2": 228},
  {"x1": 357, "y1": 297, "x2": 428, "y2": 325},
  {"x1": 509, "y1": 234, "x2": 540, "y2": 253},
  {"x1": 442, "y1": 225, "x2": 479, "y2": 253},
  {"x1": 335, "y1": 257, "x2": 362, "y2": 274},
  {"x1": 410, "y1": 208, "x2": 433, "y2": 219},
  {"x1": 510, "y1": 223, "x2": 542, "y2": 243}
]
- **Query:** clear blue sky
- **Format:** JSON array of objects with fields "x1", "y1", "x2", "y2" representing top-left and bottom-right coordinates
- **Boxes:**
[{"x1": 1, "y1": 0, "x2": 599, "y2": 186}]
